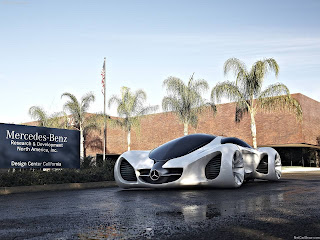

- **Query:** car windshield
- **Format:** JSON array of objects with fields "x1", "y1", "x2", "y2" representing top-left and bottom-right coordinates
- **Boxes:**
[{"x1": 149, "y1": 134, "x2": 216, "y2": 161}]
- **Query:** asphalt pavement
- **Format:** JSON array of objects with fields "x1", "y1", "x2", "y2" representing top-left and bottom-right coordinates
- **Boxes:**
[{"x1": 0, "y1": 172, "x2": 320, "y2": 240}]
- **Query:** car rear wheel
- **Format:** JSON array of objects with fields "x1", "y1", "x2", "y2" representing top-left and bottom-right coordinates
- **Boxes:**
[{"x1": 274, "y1": 153, "x2": 282, "y2": 180}]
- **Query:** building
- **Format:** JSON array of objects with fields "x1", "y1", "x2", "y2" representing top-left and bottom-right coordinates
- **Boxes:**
[{"x1": 27, "y1": 93, "x2": 320, "y2": 167}]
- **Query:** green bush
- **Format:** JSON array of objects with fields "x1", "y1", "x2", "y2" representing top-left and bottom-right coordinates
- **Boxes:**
[
  {"x1": 0, "y1": 158, "x2": 116, "y2": 187},
  {"x1": 81, "y1": 156, "x2": 95, "y2": 169}
]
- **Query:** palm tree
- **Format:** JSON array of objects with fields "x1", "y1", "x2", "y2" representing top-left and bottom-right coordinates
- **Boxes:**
[
  {"x1": 162, "y1": 73, "x2": 216, "y2": 135},
  {"x1": 82, "y1": 114, "x2": 103, "y2": 157},
  {"x1": 61, "y1": 92, "x2": 96, "y2": 158},
  {"x1": 28, "y1": 106, "x2": 67, "y2": 128},
  {"x1": 108, "y1": 86, "x2": 158, "y2": 151},
  {"x1": 211, "y1": 58, "x2": 302, "y2": 148}
]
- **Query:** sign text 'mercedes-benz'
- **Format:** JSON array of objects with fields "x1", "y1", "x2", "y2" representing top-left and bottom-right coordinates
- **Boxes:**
[{"x1": 0, "y1": 123, "x2": 80, "y2": 168}]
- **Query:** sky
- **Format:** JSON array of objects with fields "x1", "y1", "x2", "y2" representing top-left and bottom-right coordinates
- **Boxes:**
[{"x1": 0, "y1": 0, "x2": 320, "y2": 124}]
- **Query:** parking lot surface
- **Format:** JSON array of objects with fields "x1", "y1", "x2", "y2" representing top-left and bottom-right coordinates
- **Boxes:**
[{"x1": 0, "y1": 172, "x2": 320, "y2": 239}]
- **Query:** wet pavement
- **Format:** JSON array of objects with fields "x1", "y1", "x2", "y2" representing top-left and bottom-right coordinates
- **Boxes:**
[{"x1": 0, "y1": 172, "x2": 320, "y2": 240}]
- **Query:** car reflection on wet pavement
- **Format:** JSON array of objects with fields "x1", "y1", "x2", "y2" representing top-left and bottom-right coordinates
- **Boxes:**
[{"x1": 1, "y1": 172, "x2": 320, "y2": 239}]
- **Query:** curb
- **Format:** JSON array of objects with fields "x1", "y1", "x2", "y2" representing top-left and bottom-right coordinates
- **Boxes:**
[{"x1": 0, "y1": 181, "x2": 118, "y2": 195}]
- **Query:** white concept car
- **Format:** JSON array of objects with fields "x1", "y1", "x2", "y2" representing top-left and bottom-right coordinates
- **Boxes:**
[{"x1": 114, "y1": 134, "x2": 282, "y2": 188}]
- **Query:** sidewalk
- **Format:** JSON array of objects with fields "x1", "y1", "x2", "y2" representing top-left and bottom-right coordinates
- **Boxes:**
[{"x1": 282, "y1": 166, "x2": 320, "y2": 173}]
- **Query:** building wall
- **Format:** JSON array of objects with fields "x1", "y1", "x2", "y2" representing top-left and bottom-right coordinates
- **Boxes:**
[
  {"x1": 299, "y1": 94, "x2": 320, "y2": 145},
  {"x1": 22, "y1": 93, "x2": 320, "y2": 156},
  {"x1": 85, "y1": 93, "x2": 320, "y2": 156}
]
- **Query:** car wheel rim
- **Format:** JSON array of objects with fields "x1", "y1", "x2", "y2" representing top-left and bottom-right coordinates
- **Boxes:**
[
  {"x1": 233, "y1": 150, "x2": 244, "y2": 186},
  {"x1": 275, "y1": 153, "x2": 282, "y2": 179}
]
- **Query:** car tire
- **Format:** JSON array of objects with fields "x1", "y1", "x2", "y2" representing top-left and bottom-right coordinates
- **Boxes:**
[{"x1": 232, "y1": 150, "x2": 245, "y2": 187}]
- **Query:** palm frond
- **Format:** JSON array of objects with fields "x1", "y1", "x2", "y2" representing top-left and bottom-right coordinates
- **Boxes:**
[
  {"x1": 128, "y1": 89, "x2": 147, "y2": 116},
  {"x1": 224, "y1": 58, "x2": 248, "y2": 85},
  {"x1": 248, "y1": 58, "x2": 280, "y2": 97},
  {"x1": 61, "y1": 92, "x2": 81, "y2": 124},
  {"x1": 189, "y1": 113, "x2": 198, "y2": 129},
  {"x1": 61, "y1": 92, "x2": 79, "y2": 106},
  {"x1": 47, "y1": 111, "x2": 65, "y2": 128},
  {"x1": 162, "y1": 75, "x2": 211, "y2": 132},
  {"x1": 235, "y1": 103, "x2": 249, "y2": 123},
  {"x1": 138, "y1": 105, "x2": 159, "y2": 116},
  {"x1": 129, "y1": 116, "x2": 141, "y2": 135},
  {"x1": 163, "y1": 76, "x2": 186, "y2": 97},
  {"x1": 162, "y1": 96, "x2": 181, "y2": 113},
  {"x1": 258, "y1": 83, "x2": 290, "y2": 99},
  {"x1": 264, "y1": 58, "x2": 280, "y2": 77},
  {"x1": 108, "y1": 118, "x2": 126, "y2": 130},
  {"x1": 81, "y1": 92, "x2": 95, "y2": 113},
  {"x1": 190, "y1": 79, "x2": 209, "y2": 95},
  {"x1": 205, "y1": 102, "x2": 217, "y2": 116},
  {"x1": 59, "y1": 111, "x2": 69, "y2": 129},
  {"x1": 258, "y1": 94, "x2": 302, "y2": 120},
  {"x1": 83, "y1": 122, "x2": 101, "y2": 135},
  {"x1": 85, "y1": 113, "x2": 103, "y2": 130},
  {"x1": 162, "y1": 96, "x2": 188, "y2": 123},
  {"x1": 29, "y1": 106, "x2": 69, "y2": 128},
  {"x1": 134, "y1": 89, "x2": 147, "y2": 102},
  {"x1": 61, "y1": 92, "x2": 95, "y2": 130},
  {"x1": 108, "y1": 95, "x2": 122, "y2": 108},
  {"x1": 64, "y1": 102, "x2": 81, "y2": 126},
  {"x1": 108, "y1": 86, "x2": 154, "y2": 135},
  {"x1": 211, "y1": 81, "x2": 248, "y2": 107},
  {"x1": 28, "y1": 106, "x2": 48, "y2": 127}
]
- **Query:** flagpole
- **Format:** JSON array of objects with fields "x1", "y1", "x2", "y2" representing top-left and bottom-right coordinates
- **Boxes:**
[{"x1": 103, "y1": 57, "x2": 107, "y2": 161}]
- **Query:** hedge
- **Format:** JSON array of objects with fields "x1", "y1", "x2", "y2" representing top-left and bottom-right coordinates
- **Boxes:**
[{"x1": 0, "y1": 159, "x2": 116, "y2": 187}]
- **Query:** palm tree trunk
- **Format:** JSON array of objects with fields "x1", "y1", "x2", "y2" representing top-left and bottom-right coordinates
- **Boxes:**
[
  {"x1": 183, "y1": 123, "x2": 188, "y2": 136},
  {"x1": 249, "y1": 110, "x2": 257, "y2": 148},
  {"x1": 80, "y1": 125, "x2": 84, "y2": 159},
  {"x1": 83, "y1": 135, "x2": 87, "y2": 158},
  {"x1": 127, "y1": 130, "x2": 131, "y2": 151}
]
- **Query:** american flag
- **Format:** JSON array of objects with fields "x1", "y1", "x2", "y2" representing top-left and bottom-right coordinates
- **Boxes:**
[{"x1": 101, "y1": 60, "x2": 105, "y2": 94}]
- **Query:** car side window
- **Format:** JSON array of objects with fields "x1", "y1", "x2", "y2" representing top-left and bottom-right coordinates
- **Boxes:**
[{"x1": 221, "y1": 137, "x2": 252, "y2": 148}]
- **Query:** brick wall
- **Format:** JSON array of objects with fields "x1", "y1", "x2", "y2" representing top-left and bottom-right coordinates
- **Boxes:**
[
  {"x1": 24, "y1": 93, "x2": 320, "y2": 156},
  {"x1": 85, "y1": 93, "x2": 320, "y2": 155}
]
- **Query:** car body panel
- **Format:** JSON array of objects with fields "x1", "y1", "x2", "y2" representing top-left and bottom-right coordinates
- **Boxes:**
[{"x1": 114, "y1": 135, "x2": 281, "y2": 189}]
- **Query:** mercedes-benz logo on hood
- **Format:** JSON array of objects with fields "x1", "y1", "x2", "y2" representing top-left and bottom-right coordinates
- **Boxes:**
[{"x1": 150, "y1": 170, "x2": 160, "y2": 181}]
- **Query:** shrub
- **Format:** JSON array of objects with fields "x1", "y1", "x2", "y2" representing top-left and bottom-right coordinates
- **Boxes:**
[
  {"x1": 0, "y1": 158, "x2": 116, "y2": 187},
  {"x1": 81, "y1": 156, "x2": 95, "y2": 169}
]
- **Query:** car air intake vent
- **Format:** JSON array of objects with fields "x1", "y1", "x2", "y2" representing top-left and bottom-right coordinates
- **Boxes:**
[
  {"x1": 139, "y1": 169, "x2": 150, "y2": 175},
  {"x1": 138, "y1": 168, "x2": 183, "y2": 184},
  {"x1": 120, "y1": 158, "x2": 137, "y2": 181},
  {"x1": 256, "y1": 155, "x2": 268, "y2": 174},
  {"x1": 205, "y1": 153, "x2": 222, "y2": 180}
]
